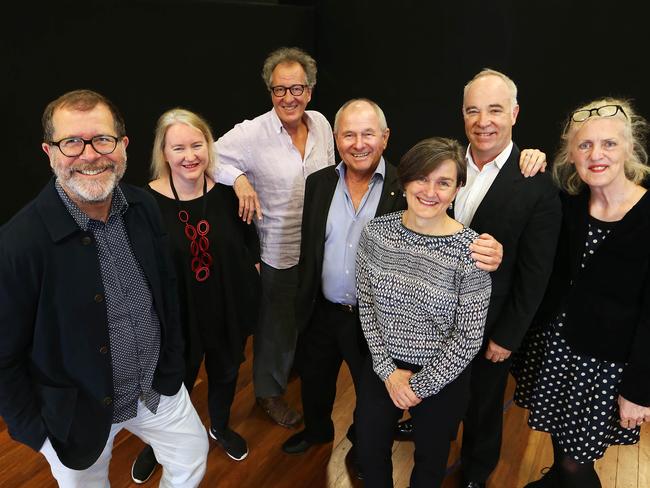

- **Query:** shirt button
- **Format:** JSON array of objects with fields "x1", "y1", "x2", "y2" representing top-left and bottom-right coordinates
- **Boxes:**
[
  {"x1": 103, "y1": 396, "x2": 112, "y2": 406},
  {"x1": 94, "y1": 294, "x2": 104, "y2": 303},
  {"x1": 99, "y1": 345, "x2": 108, "y2": 354},
  {"x1": 81, "y1": 236, "x2": 92, "y2": 245}
]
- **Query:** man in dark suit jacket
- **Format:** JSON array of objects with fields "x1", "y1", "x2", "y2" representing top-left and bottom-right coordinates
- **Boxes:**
[
  {"x1": 456, "y1": 70, "x2": 562, "y2": 488},
  {"x1": 282, "y1": 99, "x2": 504, "y2": 466},
  {"x1": 0, "y1": 90, "x2": 208, "y2": 486},
  {"x1": 281, "y1": 99, "x2": 399, "y2": 461}
]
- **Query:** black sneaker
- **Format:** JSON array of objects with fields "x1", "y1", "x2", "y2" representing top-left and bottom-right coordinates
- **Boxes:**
[
  {"x1": 131, "y1": 444, "x2": 158, "y2": 484},
  {"x1": 209, "y1": 426, "x2": 249, "y2": 461}
]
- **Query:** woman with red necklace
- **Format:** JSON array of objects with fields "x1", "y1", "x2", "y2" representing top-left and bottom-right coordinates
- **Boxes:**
[{"x1": 131, "y1": 109, "x2": 260, "y2": 482}]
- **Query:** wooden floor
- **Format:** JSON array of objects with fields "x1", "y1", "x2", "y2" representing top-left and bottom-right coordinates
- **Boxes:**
[{"x1": 1, "y1": 339, "x2": 648, "y2": 487}]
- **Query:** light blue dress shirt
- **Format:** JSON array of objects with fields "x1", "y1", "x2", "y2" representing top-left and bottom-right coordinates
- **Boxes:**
[{"x1": 321, "y1": 158, "x2": 386, "y2": 305}]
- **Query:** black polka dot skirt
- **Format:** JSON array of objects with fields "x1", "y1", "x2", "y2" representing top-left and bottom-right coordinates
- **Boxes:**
[{"x1": 512, "y1": 220, "x2": 640, "y2": 463}]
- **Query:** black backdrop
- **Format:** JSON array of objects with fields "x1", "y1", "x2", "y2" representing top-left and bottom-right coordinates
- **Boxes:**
[{"x1": 3, "y1": 0, "x2": 647, "y2": 224}]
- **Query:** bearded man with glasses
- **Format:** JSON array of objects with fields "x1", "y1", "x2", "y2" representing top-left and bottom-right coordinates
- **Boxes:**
[{"x1": 0, "y1": 89, "x2": 209, "y2": 487}]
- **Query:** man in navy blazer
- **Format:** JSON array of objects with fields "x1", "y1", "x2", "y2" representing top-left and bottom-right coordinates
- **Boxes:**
[
  {"x1": 282, "y1": 99, "x2": 401, "y2": 464},
  {"x1": 0, "y1": 90, "x2": 208, "y2": 486},
  {"x1": 456, "y1": 70, "x2": 562, "y2": 488}
]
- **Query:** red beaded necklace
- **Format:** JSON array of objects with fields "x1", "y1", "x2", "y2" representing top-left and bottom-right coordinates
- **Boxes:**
[{"x1": 170, "y1": 174, "x2": 212, "y2": 282}]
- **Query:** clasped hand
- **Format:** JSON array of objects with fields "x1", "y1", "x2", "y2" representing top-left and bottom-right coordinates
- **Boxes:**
[{"x1": 385, "y1": 369, "x2": 422, "y2": 409}]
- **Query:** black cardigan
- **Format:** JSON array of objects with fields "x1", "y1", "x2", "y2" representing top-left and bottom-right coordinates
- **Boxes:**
[{"x1": 533, "y1": 189, "x2": 650, "y2": 406}]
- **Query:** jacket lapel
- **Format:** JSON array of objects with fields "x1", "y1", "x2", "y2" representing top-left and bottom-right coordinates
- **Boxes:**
[
  {"x1": 314, "y1": 168, "x2": 339, "y2": 264},
  {"x1": 375, "y1": 162, "x2": 401, "y2": 217},
  {"x1": 470, "y1": 145, "x2": 522, "y2": 229}
]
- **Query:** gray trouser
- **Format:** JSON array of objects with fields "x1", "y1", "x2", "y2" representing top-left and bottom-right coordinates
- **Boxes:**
[{"x1": 253, "y1": 262, "x2": 299, "y2": 397}]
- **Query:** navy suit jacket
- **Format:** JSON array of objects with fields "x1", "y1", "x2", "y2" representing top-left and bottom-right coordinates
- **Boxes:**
[
  {"x1": 295, "y1": 162, "x2": 406, "y2": 332},
  {"x1": 0, "y1": 179, "x2": 184, "y2": 469},
  {"x1": 461, "y1": 144, "x2": 562, "y2": 351}
]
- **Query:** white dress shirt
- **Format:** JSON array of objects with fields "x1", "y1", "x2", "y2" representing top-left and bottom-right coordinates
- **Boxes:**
[
  {"x1": 454, "y1": 141, "x2": 513, "y2": 226},
  {"x1": 214, "y1": 109, "x2": 335, "y2": 269}
]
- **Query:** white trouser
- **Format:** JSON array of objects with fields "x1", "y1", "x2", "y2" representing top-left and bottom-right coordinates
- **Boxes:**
[{"x1": 40, "y1": 385, "x2": 208, "y2": 488}]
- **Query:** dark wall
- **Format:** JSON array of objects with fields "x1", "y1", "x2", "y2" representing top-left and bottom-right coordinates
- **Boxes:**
[
  {"x1": 314, "y1": 0, "x2": 649, "y2": 166},
  {"x1": 3, "y1": 0, "x2": 648, "y2": 223},
  {"x1": 2, "y1": 1, "x2": 314, "y2": 223}
]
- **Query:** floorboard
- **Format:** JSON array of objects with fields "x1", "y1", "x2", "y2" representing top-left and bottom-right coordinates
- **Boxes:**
[{"x1": 1, "y1": 339, "x2": 647, "y2": 487}]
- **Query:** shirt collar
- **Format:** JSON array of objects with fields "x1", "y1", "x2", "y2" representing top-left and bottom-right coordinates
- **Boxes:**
[
  {"x1": 465, "y1": 141, "x2": 513, "y2": 171},
  {"x1": 55, "y1": 179, "x2": 128, "y2": 230},
  {"x1": 335, "y1": 156, "x2": 386, "y2": 182},
  {"x1": 270, "y1": 108, "x2": 314, "y2": 135}
]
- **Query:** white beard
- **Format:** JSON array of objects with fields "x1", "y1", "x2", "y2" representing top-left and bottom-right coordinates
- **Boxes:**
[{"x1": 52, "y1": 158, "x2": 127, "y2": 203}]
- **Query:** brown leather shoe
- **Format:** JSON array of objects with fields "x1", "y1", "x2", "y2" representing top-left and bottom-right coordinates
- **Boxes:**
[{"x1": 256, "y1": 396, "x2": 302, "y2": 428}]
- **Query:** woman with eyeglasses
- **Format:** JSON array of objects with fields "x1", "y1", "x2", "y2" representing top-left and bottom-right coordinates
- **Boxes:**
[
  {"x1": 512, "y1": 98, "x2": 650, "y2": 488},
  {"x1": 130, "y1": 109, "x2": 261, "y2": 482}
]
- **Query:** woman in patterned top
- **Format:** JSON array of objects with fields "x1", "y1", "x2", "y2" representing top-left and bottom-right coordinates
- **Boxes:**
[
  {"x1": 355, "y1": 137, "x2": 492, "y2": 487},
  {"x1": 513, "y1": 98, "x2": 650, "y2": 488}
]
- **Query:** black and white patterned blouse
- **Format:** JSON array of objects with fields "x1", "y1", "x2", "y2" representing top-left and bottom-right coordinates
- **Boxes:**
[
  {"x1": 356, "y1": 211, "x2": 492, "y2": 399},
  {"x1": 56, "y1": 182, "x2": 161, "y2": 423}
]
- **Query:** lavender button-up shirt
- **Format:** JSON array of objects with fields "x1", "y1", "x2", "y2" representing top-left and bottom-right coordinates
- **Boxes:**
[{"x1": 214, "y1": 109, "x2": 335, "y2": 269}]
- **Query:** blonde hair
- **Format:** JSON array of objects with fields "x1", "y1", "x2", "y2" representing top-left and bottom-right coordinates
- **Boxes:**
[
  {"x1": 150, "y1": 108, "x2": 218, "y2": 180},
  {"x1": 553, "y1": 97, "x2": 649, "y2": 194}
]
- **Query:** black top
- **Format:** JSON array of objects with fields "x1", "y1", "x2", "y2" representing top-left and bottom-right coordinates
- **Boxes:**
[
  {"x1": 533, "y1": 189, "x2": 650, "y2": 406},
  {"x1": 148, "y1": 183, "x2": 260, "y2": 366}
]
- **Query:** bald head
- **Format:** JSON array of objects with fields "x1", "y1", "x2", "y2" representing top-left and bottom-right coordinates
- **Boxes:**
[
  {"x1": 334, "y1": 98, "x2": 388, "y2": 134},
  {"x1": 334, "y1": 99, "x2": 390, "y2": 178}
]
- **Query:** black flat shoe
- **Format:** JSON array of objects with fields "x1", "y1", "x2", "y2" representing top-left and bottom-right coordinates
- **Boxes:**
[
  {"x1": 394, "y1": 418, "x2": 414, "y2": 441},
  {"x1": 282, "y1": 430, "x2": 329, "y2": 454},
  {"x1": 524, "y1": 465, "x2": 559, "y2": 487}
]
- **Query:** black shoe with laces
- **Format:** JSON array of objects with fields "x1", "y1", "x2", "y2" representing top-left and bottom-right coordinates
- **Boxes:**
[
  {"x1": 131, "y1": 444, "x2": 158, "y2": 484},
  {"x1": 209, "y1": 426, "x2": 249, "y2": 461}
]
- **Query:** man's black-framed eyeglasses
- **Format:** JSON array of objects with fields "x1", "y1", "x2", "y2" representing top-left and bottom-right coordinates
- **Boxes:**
[
  {"x1": 48, "y1": 135, "x2": 121, "y2": 157},
  {"x1": 270, "y1": 84, "x2": 308, "y2": 97},
  {"x1": 571, "y1": 104, "x2": 627, "y2": 123}
]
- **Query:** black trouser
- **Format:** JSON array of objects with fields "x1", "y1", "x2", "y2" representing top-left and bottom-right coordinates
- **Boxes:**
[
  {"x1": 299, "y1": 296, "x2": 366, "y2": 442},
  {"x1": 185, "y1": 344, "x2": 241, "y2": 432},
  {"x1": 460, "y1": 352, "x2": 512, "y2": 482},
  {"x1": 356, "y1": 358, "x2": 470, "y2": 488}
]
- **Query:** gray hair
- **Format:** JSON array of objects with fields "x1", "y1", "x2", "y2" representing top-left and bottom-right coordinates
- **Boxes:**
[
  {"x1": 261, "y1": 47, "x2": 317, "y2": 90},
  {"x1": 333, "y1": 98, "x2": 388, "y2": 133},
  {"x1": 463, "y1": 68, "x2": 518, "y2": 108},
  {"x1": 553, "y1": 97, "x2": 649, "y2": 195}
]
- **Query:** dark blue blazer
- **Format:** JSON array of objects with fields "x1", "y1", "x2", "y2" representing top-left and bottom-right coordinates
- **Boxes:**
[
  {"x1": 0, "y1": 179, "x2": 184, "y2": 469},
  {"x1": 458, "y1": 144, "x2": 562, "y2": 351},
  {"x1": 295, "y1": 161, "x2": 406, "y2": 332}
]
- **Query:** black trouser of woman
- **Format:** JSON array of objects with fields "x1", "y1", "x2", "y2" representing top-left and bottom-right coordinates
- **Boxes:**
[
  {"x1": 356, "y1": 358, "x2": 470, "y2": 488},
  {"x1": 185, "y1": 344, "x2": 241, "y2": 432}
]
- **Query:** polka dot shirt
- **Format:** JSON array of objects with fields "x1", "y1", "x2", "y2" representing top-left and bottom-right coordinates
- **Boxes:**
[{"x1": 56, "y1": 182, "x2": 161, "y2": 423}]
